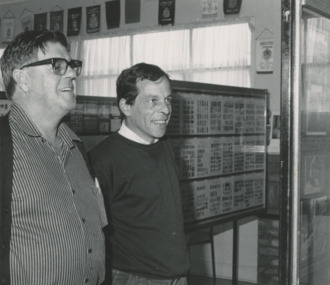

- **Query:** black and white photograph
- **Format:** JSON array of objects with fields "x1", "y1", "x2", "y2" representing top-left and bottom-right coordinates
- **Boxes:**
[{"x1": 1, "y1": 0, "x2": 324, "y2": 284}]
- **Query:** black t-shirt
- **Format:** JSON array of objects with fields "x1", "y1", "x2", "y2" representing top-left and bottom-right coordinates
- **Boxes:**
[{"x1": 89, "y1": 132, "x2": 190, "y2": 278}]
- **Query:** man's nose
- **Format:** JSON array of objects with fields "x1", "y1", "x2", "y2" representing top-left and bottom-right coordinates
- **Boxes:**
[
  {"x1": 159, "y1": 100, "x2": 171, "y2": 114},
  {"x1": 65, "y1": 65, "x2": 77, "y2": 78}
]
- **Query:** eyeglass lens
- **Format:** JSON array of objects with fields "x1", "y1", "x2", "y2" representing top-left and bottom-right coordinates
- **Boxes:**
[{"x1": 54, "y1": 59, "x2": 82, "y2": 76}]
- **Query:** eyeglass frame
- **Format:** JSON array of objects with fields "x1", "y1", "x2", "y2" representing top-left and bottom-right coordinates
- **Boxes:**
[{"x1": 19, "y1": 57, "x2": 83, "y2": 76}]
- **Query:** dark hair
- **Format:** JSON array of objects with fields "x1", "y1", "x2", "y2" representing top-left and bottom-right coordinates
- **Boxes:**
[
  {"x1": 0, "y1": 30, "x2": 69, "y2": 99},
  {"x1": 116, "y1": 62, "x2": 170, "y2": 113}
]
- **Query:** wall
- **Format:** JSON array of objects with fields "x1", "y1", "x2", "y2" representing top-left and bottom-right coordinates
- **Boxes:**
[
  {"x1": 0, "y1": 0, "x2": 281, "y2": 113},
  {"x1": 0, "y1": 0, "x2": 281, "y2": 283}
]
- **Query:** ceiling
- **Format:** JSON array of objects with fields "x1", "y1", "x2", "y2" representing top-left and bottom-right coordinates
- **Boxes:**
[{"x1": 0, "y1": 0, "x2": 26, "y2": 5}]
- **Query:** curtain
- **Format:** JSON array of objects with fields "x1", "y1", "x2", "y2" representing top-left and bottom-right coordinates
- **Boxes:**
[
  {"x1": 133, "y1": 30, "x2": 190, "y2": 71},
  {"x1": 70, "y1": 22, "x2": 251, "y2": 97},
  {"x1": 191, "y1": 23, "x2": 251, "y2": 87},
  {"x1": 71, "y1": 36, "x2": 130, "y2": 96}
]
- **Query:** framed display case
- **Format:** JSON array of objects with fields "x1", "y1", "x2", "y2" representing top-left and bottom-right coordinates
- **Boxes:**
[
  {"x1": 167, "y1": 80, "x2": 268, "y2": 230},
  {"x1": 63, "y1": 95, "x2": 121, "y2": 135}
]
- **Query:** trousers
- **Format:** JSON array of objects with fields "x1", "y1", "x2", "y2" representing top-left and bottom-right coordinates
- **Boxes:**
[{"x1": 111, "y1": 269, "x2": 188, "y2": 285}]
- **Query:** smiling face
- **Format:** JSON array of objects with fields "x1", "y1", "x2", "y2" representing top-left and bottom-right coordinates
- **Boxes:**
[
  {"x1": 25, "y1": 41, "x2": 77, "y2": 118},
  {"x1": 122, "y1": 76, "x2": 172, "y2": 143}
]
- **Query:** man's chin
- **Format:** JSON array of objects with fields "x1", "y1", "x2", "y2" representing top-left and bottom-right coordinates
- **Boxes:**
[
  {"x1": 153, "y1": 131, "x2": 166, "y2": 139},
  {"x1": 62, "y1": 99, "x2": 76, "y2": 113}
]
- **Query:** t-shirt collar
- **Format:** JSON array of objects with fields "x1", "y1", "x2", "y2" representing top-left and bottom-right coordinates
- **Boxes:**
[{"x1": 118, "y1": 120, "x2": 158, "y2": 145}]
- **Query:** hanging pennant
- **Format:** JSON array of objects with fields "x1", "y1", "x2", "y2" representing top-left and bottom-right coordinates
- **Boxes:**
[
  {"x1": 125, "y1": 0, "x2": 140, "y2": 24},
  {"x1": 255, "y1": 29, "x2": 274, "y2": 73},
  {"x1": 1, "y1": 17, "x2": 15, "y2": 43},
  {"x1": 34, "y1": 12, "x2": 47, "y2": 31},
  {"x1": 105, "y1": 0, "x2": 120, "y2": 29},
  {"x1": 20, "y1": 8, "x2": 33, "y2": 32},
  {"x1": 201, "y1": 0, "x2": 218, "y2": 18},
  {"x1": 21, "y1": 14, "x2": 33, "y2": 32},
  {"x1": 50, "y1": 10, "x2": 64, "y2": 32},
  {"x1": 256, "y1": 38, "x2": 274, "y2": 73},
  {"x1": 223, "y1": 0, "x2": 242, "y2": 15},
  {"x1": 86, "y1": 5, "x2": 101, "y2": 34},
  {"x1": 67, "y1": 7, "x2": 82, "y2": 37},
  {"x1": 159, "y1": 0, "x2": 175, "y2": 26}
]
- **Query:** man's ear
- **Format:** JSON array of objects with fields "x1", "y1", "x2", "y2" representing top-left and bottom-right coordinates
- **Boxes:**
[
  {"x1": 13, "y1": 69, "x2": 29, "y2": 93},
  {"x1": 119, "y1": 98, "x2": 132, "y2": 117}
]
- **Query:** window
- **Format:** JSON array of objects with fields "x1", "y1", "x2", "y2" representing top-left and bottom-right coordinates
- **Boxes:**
[
  {"x1": 71, "y1": 36, "x2": 130, "y2": 97},
  {"x1": 133, "y1": 29, "x2": 190, "y2": 74},
  {"x1": 191, "y1": 24, "x2": 251, "y2": 86},
  {"x1": 71, "y1": 22, "x2": 251, "y2": 97}
]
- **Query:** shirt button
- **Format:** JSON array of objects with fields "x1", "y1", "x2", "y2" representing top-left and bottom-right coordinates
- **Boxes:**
[
  {"x1": 82, "y1": 218, "x2": 86, "y2": 223},
  {"x1": 72, "y1": 189, "x2": 76, "y2": 194},
  {"x1": 85, "y1": 278, "x2": 89, "y2": 283},
  {"x1": 88, "y1": 248, "x2": 92, "y2": 253},
  {"x1": 41, "y1": 138, "x2": 46, "y2": 143}
]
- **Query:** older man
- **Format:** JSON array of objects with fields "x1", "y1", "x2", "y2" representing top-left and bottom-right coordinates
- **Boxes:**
[{"x1": 0, "y1": 30, "x2": 107, "y2": 285}]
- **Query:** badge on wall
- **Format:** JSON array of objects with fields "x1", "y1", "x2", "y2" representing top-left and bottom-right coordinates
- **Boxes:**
[
  {"x1": 34, "y1": 12, "x2": 47, "y2": 31},
  {"x1": 86, "y1": 5, "x2": 101, "y2": 34},
  {"x1": 50, "y1": 10, "x2": 64, "y2": 33},
  {"x1": 256, "y1": 39, "x2": 274, "y2": 73},
  {"x1": 159, "y1": 0, "x2": 175, "y2": 26},
  {"x1": 1, "y1": 17, "x2": 15, "y2": 43},
  {"x1": 67, "y1": 7, "x2": 82, "y2": 37},
  {"x1": 223, "y1": 0, "x2": 242, "y2": 15}
]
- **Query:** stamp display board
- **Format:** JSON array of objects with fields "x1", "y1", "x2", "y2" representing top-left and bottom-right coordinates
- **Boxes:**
[{"x1": 168, "y1": 81, "x2": 268, "y2": 229}]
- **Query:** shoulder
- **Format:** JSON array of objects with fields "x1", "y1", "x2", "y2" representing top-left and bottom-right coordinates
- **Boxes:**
[
  {"x1": 88, "y1": 133, "x2": 128, "y2": 174},
  {"x1": 89, "y1": 132, "x2": 121, "y2": 160},
  {"x1": 158, "y1": 136, "x2": 176, "y2": 159},
  {"x1": 159, "y1": 136, "x2": 173, "y2": 149}
]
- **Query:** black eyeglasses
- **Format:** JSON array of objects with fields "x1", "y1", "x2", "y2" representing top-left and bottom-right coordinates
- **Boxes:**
[{"x1": 20, "y1": 58, "x2": 83, "y2": 76}]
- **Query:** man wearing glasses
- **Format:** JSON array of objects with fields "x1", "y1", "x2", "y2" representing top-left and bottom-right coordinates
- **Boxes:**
[{"x1": 0, "y1": 30, "x2": 107, "y2": 285}]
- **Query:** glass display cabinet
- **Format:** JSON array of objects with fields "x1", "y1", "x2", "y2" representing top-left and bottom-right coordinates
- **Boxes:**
[
  {"x1": 281, "y1": 1, "x2": 330, "y2": 284},
  {"x1": 299, "y1": 7, "x2": 330, "y2": 285}
]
